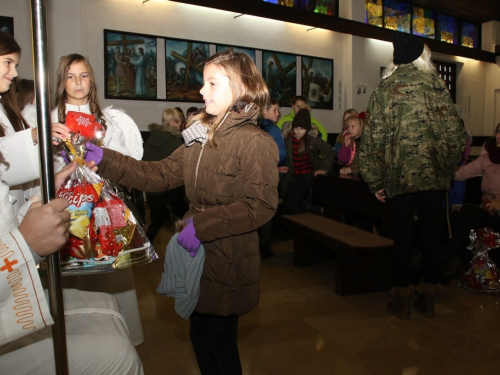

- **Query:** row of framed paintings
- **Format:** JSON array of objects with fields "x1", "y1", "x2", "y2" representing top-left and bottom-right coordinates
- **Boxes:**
[{"x1": 104, "y1": 29, "x2": 333, "y2": 109}]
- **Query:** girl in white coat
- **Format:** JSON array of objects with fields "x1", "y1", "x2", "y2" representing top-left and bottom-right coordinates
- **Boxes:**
[
  {"x1": 0, "y1": 33, "x2": 70, "y2": 211},
  {"x1": 51, "y1": 54, "x2": 143, "y2": 161}
]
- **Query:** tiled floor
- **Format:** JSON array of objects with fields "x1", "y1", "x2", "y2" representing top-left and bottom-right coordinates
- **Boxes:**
[{"x1": 132, "y1": 222, "x2": 500, "y2": 375}]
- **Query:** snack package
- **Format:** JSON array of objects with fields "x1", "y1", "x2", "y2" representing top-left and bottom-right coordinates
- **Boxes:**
[
  {"x1": 460, "y1": 228, "x2": 500, "y2": 296},
  {"x1": 50, "y1": 165, "x2": 157, "y2": 273},
  {"x1": 42, "y1": 114, "x2": 158, "y2": 274},
  {"x1": 56, "y1": 165, "x2": 103, "y2": 260},
  {"x1": 62, "y1": 111, "x2": 105, "y2": 162}
]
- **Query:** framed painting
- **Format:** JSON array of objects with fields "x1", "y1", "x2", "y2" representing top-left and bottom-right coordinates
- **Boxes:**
[
  {"x1": 0, "y1": 16, "x2": 14, "y2": 36},
  {"x1": 262, "y1": 51, "x2": 296, "y2": 107},
  {"x1": 300, "y1": 55, "x2": 333, "y2": 109},
  {"x1": 104, "y1": 30, "x2": 157, "y2": 100},
  {"x1": 165, "y1": 38, "x2": 209, "y2": 102},
  {"x1": 216, "y1": 45, "x2": 256, "y2": 63}
]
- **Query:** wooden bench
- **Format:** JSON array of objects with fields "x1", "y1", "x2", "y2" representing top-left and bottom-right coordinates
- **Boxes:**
[{"x1": 280, "y1": 212, "x2": 394, "y2": 296}]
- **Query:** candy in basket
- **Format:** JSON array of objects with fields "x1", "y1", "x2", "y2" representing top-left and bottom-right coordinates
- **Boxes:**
[
  {"x1": 460, "y1": 228, "x2": 500, "y2": 296},
  {"x1": 53, "y1": 164, "x2": 157, "y2": 273},
  {"x1": 44, "y1": 111, "x2": 157, "y2": 273}
]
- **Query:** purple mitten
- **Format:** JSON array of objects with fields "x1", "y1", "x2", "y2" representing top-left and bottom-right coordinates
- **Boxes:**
[
  {"x1": 177, "y1": 217, "x2": 201, "y2": 257},
  {"x1": 85, "y1": 142, "x2": 104, "y2": 164},
  {"x1": 60, "y1": 149, "x2": 71, "y2": 163}
]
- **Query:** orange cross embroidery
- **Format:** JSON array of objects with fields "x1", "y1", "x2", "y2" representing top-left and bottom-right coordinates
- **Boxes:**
[{"x1": 1, "y1": 258, "x2": 18, "y2": 272}]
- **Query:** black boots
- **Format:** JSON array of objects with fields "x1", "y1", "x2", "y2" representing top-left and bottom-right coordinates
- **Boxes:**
[
  {"x1": 413, "y1": 283, "x2": 439, "y2": 318},
  {"x1": 387, "y1": 285, "x2": 415, "y2": 320},
  {"x1": 388, "y1": 283, "x2": 439, "y2": 319}
]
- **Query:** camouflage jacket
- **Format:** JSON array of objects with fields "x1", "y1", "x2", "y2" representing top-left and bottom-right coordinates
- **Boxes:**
[{"x1": 359, "y1": 64, "x2": 465, "y2": 198}]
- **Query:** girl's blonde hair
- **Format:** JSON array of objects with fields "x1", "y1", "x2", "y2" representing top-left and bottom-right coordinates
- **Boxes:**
[
  {"x1": 54, "y1": 54, "x2": 102, "y2": 122},
  {"x1": 162, "y1": 108, "x2": 185, "y2": 127},
  {"x1": 343, "y1": 108, "x2": 358, "y2": 121},
  {"x1": 188, "y1": 50, "x2": 269, "y2": 147}
]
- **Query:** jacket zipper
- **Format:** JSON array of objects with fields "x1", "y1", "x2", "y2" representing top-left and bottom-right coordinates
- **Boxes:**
[{"x1": 194, "y1": 144, "x2": 204, "y2": 189}]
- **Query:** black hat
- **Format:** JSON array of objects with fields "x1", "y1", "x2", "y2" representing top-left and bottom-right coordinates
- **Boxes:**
[
  {"x1": 393, "y1": 32, "x2": 424, "y2": 65},
  {"x1": 292, "y1": 109, "x2": 312, "y2": 131}
]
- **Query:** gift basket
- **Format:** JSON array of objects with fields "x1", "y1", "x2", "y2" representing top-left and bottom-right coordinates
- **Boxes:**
[
  {"x1": 460, "y1": 228, "x2": 500, "y2": 296},
  {"x1": 42, "y1": 111, "x2": 157, "y2": 274}
]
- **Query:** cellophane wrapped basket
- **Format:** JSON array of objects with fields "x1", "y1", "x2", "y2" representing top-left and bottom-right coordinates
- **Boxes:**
[
  {"x1": 40, "y1": 111, "x2": 157, "y2": 274},
  {"x1": 460, "y1": 228, "x2": 500, "y2": 296}
]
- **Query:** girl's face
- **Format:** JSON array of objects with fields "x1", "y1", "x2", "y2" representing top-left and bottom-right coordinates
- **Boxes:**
[
  {"x1": 65, "y1": 60, "x2": 91, "y2": 105},
  {"x1": 346, "y1": 118, "x2": 362, "y2": 139},
  {"x1": 293, "y1": 127, "x2": 307, "y2": 140},
  {"x1": 200, "y1": 63, "x2": 235, "y2": 119},
  {"x1": 263, "y1": 104, "x2": 280, "y2": 123},
  {"x1": 0, "y1": 52, "x2": 19, "y2": 93}
]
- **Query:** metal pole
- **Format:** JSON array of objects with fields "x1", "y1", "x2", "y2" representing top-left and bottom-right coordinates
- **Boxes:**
[{"x1": 30, "y1": 1, "x2": 69, "y2": 374}]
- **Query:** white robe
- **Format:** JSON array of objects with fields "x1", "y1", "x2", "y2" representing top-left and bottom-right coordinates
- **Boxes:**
[
  {"x1": 50, "y1": 103, "x2": 144, "y2": 160},
  {"x1": 0, "y1": 104, "x2": 40, "y2": 212}
]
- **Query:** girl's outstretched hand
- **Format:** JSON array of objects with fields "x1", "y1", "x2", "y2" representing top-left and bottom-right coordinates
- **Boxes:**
[
  {"x1": 177, "y1": 217, "x2": 201, "y2": 257},
  {"x1": 85, "y1": 142, "x2": 104, "y2": 165}
]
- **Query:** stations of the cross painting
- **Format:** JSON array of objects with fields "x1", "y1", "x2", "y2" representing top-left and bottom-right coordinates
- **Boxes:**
[
  {"x1": 170, "y1": 42, "x2": 205, "y2": 87},
  {"x1": 267, "y1": 53, "x2": 295, "y2": 89},
  {"x1": 107, "y1": 34, "x2": 145, "y2": 58}
]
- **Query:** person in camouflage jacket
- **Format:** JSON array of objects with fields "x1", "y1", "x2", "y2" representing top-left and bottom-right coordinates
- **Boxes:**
[{"x1": 359, "y1": 32, "x2": 465, "y2": 320}]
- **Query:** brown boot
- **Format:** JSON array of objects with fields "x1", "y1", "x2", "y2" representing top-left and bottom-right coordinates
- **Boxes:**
[
  {"x1": 413, "y1": 283, "x2": 439, "y2": 318},
  {"x1": 387, "y1": 285, "x2": 414, "y2": 320}
]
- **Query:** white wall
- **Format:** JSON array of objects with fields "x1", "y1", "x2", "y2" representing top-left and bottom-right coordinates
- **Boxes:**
[
  {"x1": 4, "y1": 0, "x2": 344, "y2": 132},
  {"x1": 2, "y1": 0, "x2": 499, "y2": 135}
]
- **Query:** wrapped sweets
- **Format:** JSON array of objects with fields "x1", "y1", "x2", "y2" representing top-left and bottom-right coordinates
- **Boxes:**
[
  {"x1": 56, "y1": 165, "x2": 104, "y2": 265},
  {"x1": 460, "y1": 228, "x2": 500, "y2": 296},
  {"x1": 62, "y1": 111, "x2": 105, "y2": 162},
  {"x1": 48, "y1": 111, "x2": 157, "y2": 273}
]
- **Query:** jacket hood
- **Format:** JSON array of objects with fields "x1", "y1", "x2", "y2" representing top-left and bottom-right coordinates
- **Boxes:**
[
  {"x1": 217, "y1": 102, "x2": 260, "y2": 136},
  {"x1": 146, "y1": 123, "x2": 183, "y2": 148}
]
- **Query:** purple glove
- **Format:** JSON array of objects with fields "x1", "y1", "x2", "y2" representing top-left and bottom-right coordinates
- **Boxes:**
[
  {"x1": 61, "y1": 142, "x2": 103, "y2": 164},
  {"x1": 177, "y1": 217, "x2": 201, "y2": 257},
  {"x1": 60, "y1": 149, "x2": 70, "y2": 163},
  {"x1": 84, "y1": 142, "x2": 104, "y2": 164}
]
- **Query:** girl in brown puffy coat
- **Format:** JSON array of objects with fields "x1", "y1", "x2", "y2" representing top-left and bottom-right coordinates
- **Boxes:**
[{"x1": 86, "y1": 50, "x2": 279, "y2": 374}]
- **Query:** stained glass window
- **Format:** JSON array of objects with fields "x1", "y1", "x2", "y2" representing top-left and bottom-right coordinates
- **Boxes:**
[
  {"x1": 461, "y1": 22, "x2": 478, "y2": 49},
  {"x1": 262, "y1": 0, "x2": 335, "y2": 16},
  {"x1": 365, "y1": 0, "x2": 383, "y2": 27},
  {"x1": 436, "y1": 14, "x2": 459, "y2": 44},
  {"x1": 412, "y1": 6, "x2": 435, "y2": 39},
  {"x1": 384, "y1": 0, "x2": 411, "y2": 33}
]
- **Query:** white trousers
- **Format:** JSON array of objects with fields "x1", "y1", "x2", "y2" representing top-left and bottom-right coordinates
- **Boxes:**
[{"x1": 0, "y1": 289, "x2": 144, "y2": 375}]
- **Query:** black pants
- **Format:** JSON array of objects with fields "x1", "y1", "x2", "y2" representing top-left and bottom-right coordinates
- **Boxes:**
[
  {"x1": 444, "y1": 205, "x2": 500, "y2": 259},
  {"x1": 389, "y1": 191, "x2": 446, "y2": 287},
  {"x1": 189, "y1": 312, "x2": 242, "y2": 375},
  {"x1": 283, "y1": 173, "x2": 314, "y2": 215}
]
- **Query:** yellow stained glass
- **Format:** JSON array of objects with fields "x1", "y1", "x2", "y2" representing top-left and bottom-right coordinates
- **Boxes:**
[
  {"x1": 440, "y1": 31, "x2": 454, "y2": 44},
  {"x1": 366, "y1": 0, "x2": 383, "y2": 27}
]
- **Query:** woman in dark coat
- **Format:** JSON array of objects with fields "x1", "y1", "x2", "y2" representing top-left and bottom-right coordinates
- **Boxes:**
[{"x1": 142, "y1": 108, "x2": 187, "y2": 242}]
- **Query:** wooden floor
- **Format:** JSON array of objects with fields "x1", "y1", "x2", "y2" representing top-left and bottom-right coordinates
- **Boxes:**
[{"x1": 131, "y1": 218, "x2": 500, "y2": 375}]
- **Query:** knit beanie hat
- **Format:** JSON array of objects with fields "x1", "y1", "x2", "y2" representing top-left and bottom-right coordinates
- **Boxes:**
[
  {"x1": 393, "y1": 32, "x2": 424, "y2": 65},
  {"x1": 292, "y1": 109, "x2": 312, "y2": 131}
]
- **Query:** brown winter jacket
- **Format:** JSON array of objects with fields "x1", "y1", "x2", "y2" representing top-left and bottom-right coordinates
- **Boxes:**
[{"x1": 97, "y1": 104, "x2": 279, "y2": 316}]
